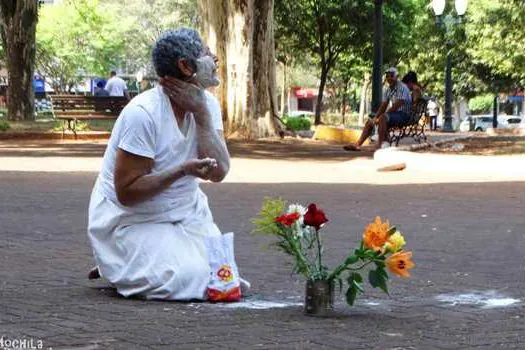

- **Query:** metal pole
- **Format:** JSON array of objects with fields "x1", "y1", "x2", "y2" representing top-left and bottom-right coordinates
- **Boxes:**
[
  {"x1": 493, "y1": 96, "x2": 498, "y2": 128},
  {"x1": 371, "y1": 0, "x2": 384, "y2": 113},
  {"x1": 442, "y1": 52, "x2": 454, "y2": 132}
]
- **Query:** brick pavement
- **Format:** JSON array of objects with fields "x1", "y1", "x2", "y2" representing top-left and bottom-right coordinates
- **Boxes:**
[{"x1": 0, "y1": 140, "x2": 524, "y2": 349}]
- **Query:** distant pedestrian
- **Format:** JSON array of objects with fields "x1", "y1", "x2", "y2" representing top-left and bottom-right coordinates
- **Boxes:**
[
  {"x1": 427, "y1": 98, "x2": 439, "y2": 131},
  {"x1": 94, "y1": 81, "x2": 110, "y2": 97},
  {"x1": 104, "y1": 71, "x2": 129, "y2": 99}
]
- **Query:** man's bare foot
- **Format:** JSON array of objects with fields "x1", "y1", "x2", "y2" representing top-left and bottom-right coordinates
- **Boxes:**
[
  {"x1": 88, "y1": 267, "x2": 101, "y2": 280},
  {"x1": 343, "y1": 144, "x2": 361, "y2": 152}
]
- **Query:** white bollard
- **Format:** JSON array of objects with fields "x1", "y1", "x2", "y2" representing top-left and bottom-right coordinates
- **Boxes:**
[{"x1": 374, "y1": 147, "x2": 407, "y2": 172}]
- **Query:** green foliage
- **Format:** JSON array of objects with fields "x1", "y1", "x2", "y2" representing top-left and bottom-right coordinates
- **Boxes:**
[
  {"x1": 282, "y1": 116, "x2": 311, "y2": 131},
  {"x1": 287, "y1": 61, "x2": 320, "y2": 89},
  {"x1": 104, "y1": 0, "x2": 199, "y2": 73},
  {"x1": 466, "y1": 0, "x2": 525, "y2": 87},
  {"x1": 275, "y1": 0, "x2": 373, "y2": 123},
  {"x1": 35, "y1": 111, "x2": 54, "y2": 120},
  {"x1": 0, "y1": 120, "x2": 10, "y2": 131},
  {"x1": 468, "y1": 94, "x2": 495, "y2": 114},
  {"x1": 251, "y1": 198, "x2": 287, "y2": 235},
  {"x1": 36, "y1": 0, "x2": 132, "y2": 92},
  {"x1": 52, "y1": 120, "x2": 90, "y2": 132},
  {"x1": 35, "y1": 0, "x2": 199, "y2": 91},
  {"x1": 400, "y1": 0, "x2": 525, "y2": 98}
]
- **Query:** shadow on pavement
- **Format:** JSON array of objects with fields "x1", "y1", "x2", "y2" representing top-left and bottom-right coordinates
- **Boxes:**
[{"x1": 0, "y1": 138, "x2": 375, "y2": 162}]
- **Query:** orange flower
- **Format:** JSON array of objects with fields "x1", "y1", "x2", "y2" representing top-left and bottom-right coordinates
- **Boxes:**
[
  {"x1": 363, "y1": 216, "x2": 390, "y2": 251},
  {"x1": 386, "y1": 251, "x2": 415, "y2": 278}
]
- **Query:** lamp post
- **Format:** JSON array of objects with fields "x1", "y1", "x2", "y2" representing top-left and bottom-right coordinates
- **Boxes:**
[{"x1": 431, "y1": 0, "x2": 468, "y2": 132}]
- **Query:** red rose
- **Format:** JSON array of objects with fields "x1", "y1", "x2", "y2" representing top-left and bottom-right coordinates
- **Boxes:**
[
  {"x1": 303, "y1": 203, "x2": 328, "y2": 230},
  {"x1": 275, "y1": 212, "x2": 301, "y2": 226}
]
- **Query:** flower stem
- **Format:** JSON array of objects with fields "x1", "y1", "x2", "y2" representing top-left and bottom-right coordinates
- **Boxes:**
[
  {"x1": 327, "y1": 257, "x2": 384, "y2": 280},
  {"x1": 346, "y1": 260, "x2": 374, "y2": 271},
  {"x1": 315, "y1": 228, "x2": 323, "y2": 277}
]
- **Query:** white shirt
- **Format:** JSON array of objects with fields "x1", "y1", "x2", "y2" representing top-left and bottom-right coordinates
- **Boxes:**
[
  {"x1": 427, "y1": 100, "x2": 438, "y2": 117},
  {"x1": 96, "y1": 86, "x2": 223, "y2": 211},
  {"x1": 105, "y1": 76, "x2": 128, "y2": 97}
]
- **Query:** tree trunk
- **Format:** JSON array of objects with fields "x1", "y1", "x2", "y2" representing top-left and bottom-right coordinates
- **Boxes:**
[
  {"x1": 341, "y1": 82, "x2": 348, "y2": 126},
  {"x1": 358, "y1": 73, "x2": 371, "y2": 126},
  {"x1": 0, "y1": 1, "x2": 38, "y2": 121},
  {"x1": 199, "y1": 0, "x2": 279, "y2": 139},
  {"x1": 280, "y1": 60, "x2": 287, "y2": 116},
  {"x1": 252, "y1": 0, "x2": 279, "y2": 137},
  {"x1": 314, "y1": 66, "x2": 329, "y2": 125}
]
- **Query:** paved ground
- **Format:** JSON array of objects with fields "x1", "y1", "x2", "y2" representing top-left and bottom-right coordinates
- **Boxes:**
[
  {"x1": 0, "y1": 138, "x2": 524, "y2": 349},
  {"x1": 1, "y1": 136, "x2": 525, "y2": 184}
]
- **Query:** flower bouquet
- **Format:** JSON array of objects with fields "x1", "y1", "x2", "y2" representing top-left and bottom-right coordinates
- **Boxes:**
[{"x1": 252, "y1": 198, "x2": 415, "y2": 316}]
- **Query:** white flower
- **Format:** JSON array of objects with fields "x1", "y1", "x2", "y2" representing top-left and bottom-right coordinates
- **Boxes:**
[
  {"x1": 288, "y1": 204, "x2": 307, "y2": 238},
  {"x1": 288, "y1": 204, "x2": 306, "y2": 223}
]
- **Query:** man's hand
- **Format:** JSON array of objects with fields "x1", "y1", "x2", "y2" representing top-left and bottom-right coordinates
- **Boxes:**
[
  {"x1": 182, "y1": 158, "x2": 218, "y2": 180},
  {"x1": 160, "y1": 76, "x2": 208, "y2": 116}
]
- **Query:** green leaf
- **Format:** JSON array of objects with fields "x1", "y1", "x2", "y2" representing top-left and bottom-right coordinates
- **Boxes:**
[
  {"x1": 370, "y1": 268, "x2": 389, "y2": 295},
  {"x1": 345, "y1": 284, "x2": 358, "y2": 306},
  {"x1": 375, "y1": 260, "x2": 386, "y2": 269},
  {"x1": 350, "y1": 272, "x2": 364, "y2": 293},
  {"x1": 377, "y1": 266, "x2": 389, "y2": 280},
  {"x1": 350, "y1": 272, "x2": 362, "y2": 283},
  {"x1": 368, "y1": 270, "x2": 380, "y2": 288},
  {"x1": 344, "y1": 254, "x2": 358, "y2": 265},
  {"x1": 352, "y1": 280, "x2": 364, "y2": 293}
]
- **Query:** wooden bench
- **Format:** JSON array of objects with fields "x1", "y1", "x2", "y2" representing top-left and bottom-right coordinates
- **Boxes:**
[
  {"x1": 50, "y1": 95, "x2": 128, "y2": 137},
  {"x1": 388, "y1": 97, "x2": 429, "y2": 146}
]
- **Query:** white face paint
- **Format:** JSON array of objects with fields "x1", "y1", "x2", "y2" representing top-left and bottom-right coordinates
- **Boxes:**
[{"x1": 194, "y1": 56, "x2": 220, "y2": 88}]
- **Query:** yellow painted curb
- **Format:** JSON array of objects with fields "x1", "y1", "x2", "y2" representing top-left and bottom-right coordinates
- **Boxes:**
[{"x1": 313, "y1": 126, "x2": 369, "y2": 145}]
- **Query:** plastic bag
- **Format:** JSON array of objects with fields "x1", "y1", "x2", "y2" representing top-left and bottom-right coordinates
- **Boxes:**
[{"x1": 205, "y1": 232, "x2": 241, "y2": 302}]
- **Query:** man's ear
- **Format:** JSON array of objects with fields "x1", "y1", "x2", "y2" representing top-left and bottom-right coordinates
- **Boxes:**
[{"x1": 177, "y1": 58, "x2": 194, "y2": 78}]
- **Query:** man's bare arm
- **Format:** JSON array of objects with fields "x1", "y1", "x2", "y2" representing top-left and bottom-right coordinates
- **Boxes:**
[
  {"x1": 193, "y1": 110, "x2": 230, "y2": 182},
  {"x1": 157, "y1": 77, "x2": 230, "y2": 182},
  {"x1": 374, "y1": 101, "x2": 389, "y2": 118},
  {"x1": 114, "y1": 149, "x2": 217, "y2": 206},
  {"x1": 386, "y1": 100, "x2": 405, "y2": 113}
]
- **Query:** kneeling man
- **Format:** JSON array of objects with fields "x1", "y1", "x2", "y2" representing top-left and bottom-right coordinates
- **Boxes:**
[{"x1": 87, "y1": 28, "x2": 232, "y2": 300}]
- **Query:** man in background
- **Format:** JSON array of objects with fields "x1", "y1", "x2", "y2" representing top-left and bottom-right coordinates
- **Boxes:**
[
  {"x1": 104, "y1": 71, "x2": 129, "y2": 99},
  {"x1": 94, "y1": 81, "x2": 110, "y2": 97},
  {"x1": 343, "y1": 67, "x2": 412, "y2": 151},
  {"x1": 427, "y1": 98, "x2": 439, "y2": 131}
]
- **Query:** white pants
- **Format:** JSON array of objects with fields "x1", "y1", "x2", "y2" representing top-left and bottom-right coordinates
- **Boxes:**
[{"x1": 88, "y1": 186, "x2": 221, "y2": 300}]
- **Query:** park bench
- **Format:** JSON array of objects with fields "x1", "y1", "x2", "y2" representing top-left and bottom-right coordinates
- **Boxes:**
[
  {"x1": 50, "y1": 95, "x2": 128, "y2": 137},
  {"x1": 388, "y1": 97, "x2": 429, "y2": 146}
]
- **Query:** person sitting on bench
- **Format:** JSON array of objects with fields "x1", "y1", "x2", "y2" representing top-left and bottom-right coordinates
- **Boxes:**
[
  {"x1": 343, "y1": 67, "x2": 412, "y2": 151},
  {"x1": 402, "y1": 71, "x2": 423, "y2": 111}
]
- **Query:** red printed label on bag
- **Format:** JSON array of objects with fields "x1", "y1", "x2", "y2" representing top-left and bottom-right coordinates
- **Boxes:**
[
  {"x1": 217, "y1": 264, "x2": 233, "y2": 282},
  {"x1": 207, "y1": 286, "x2": 241, "y2": 302}
]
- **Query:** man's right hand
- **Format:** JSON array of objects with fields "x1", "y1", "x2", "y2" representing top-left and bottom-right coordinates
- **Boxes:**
[
  {"x1": 160, "y1": 77, "x2": 207, "y2": 111},
  {"x1": 181, "y1": 158, "x2": 218, "y2": 180}
]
